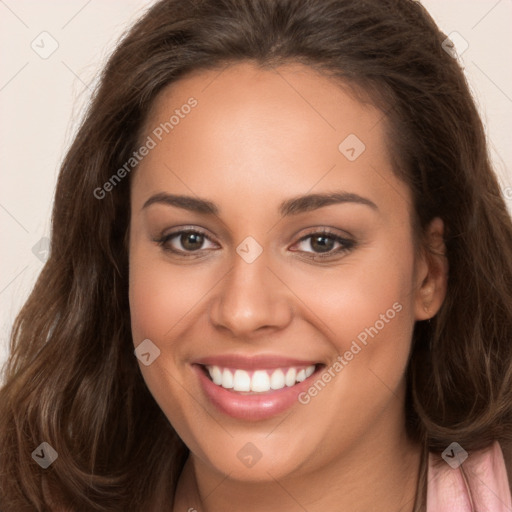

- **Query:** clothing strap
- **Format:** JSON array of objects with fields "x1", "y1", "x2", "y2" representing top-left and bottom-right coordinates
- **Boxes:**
[{"x1": 426, "y1": 440, "x2": 512, "y2": 511}]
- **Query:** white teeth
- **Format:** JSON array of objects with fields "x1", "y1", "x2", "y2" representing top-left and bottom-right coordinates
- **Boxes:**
[
  {"x1": 251, "y1": 370, "x2": 270, "y2": 392},
  {"x1": 233, "y1": 370, "x2": 251, "y2": 391},
  {"x1": 206, "y1": 364, "x2": 316, "y2": 393},
  {"x1": 270, "y1": 369, "x2": 285, "y2": 390},
  {"x1": 285, "y1": 368, "x2": 297, "y2": 386},
  {"x1": 296, "y1": 369, "x2": 307, "y2": 382},
  {"x1": 222, "y1": 368, "x2": 234, "y2": 389},
  {"x1": 211, "y1": 366, "x2": 223, "y2": 385}
]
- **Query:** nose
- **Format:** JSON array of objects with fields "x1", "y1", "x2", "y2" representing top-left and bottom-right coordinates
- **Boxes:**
[{"x1": 208, "y1": 247, "x2": 293, "y2": 338}]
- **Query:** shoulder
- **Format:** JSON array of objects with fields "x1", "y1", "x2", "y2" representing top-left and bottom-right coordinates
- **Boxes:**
[{"x1": 426, "y1": 440, "x2": 512, "y2": 511}]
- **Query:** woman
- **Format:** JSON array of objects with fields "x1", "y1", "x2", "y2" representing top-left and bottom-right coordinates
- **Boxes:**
[{"x1": 1, "y1": 0, "x2": 511, "y2": 510}]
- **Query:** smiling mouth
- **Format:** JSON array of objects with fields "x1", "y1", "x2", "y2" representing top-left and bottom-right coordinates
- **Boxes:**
[{"x1": 200, "y1": 364, "x2": 322, "y2": 394}]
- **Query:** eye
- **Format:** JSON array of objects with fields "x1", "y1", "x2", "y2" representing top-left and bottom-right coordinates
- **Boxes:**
[
  {"x1": 155, "y1": 228, "x2": 217, "y2": 255},
  {"x1": 155, "y1": 227, "x2": 355, "y2": 260},
  {"x1": 291, "y1": 229, "x2": 355, "y2": 260}
]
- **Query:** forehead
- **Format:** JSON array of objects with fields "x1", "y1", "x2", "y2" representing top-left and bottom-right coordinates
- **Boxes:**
[
  {"x1": 132, "y1": 61, "x2": 410, "y2": 220},
  {"x1": 143, "y1": 61, "x2": 384, "y2": 150}
]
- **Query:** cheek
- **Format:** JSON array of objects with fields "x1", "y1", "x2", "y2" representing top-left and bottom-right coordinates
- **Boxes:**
[
  {"x1": 129, "y1": 260, "x2": 174, "y2": 345},
  {"x1": 284, "y1": 239, "x2": 417, "y2": 457},
  {"x1": 128, "y1": 246, "x2": 210, "y2": 346},
  {"x1": 295, "y1": 240, "x2": 414, "y2": 336},
  {"x1": 128, "y1": 247, "x2": 205, "y2": 438},
  {"x1": 289, "y1": 234, "x2": 417, "y2": 388}
]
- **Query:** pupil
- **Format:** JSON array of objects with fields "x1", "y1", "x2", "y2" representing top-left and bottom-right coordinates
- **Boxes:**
[
  {"x1": 312, "y1": 235, "x2": 333, "y2": 253},
  {"x1": 183, "y1": 233, "x2": 203, "y2": 250}
]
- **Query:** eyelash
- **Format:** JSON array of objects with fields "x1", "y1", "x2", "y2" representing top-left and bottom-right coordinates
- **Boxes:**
[{"x1": 155, "y1": 227, "x2": 356, "y2": 261}]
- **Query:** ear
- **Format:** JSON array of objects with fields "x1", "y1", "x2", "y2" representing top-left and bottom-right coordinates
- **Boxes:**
[{"x1": 414, "y1": 217, "x2": 449, "y2": 321}]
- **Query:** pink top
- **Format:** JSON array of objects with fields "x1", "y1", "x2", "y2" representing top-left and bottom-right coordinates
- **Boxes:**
[{"x1": 427, "y1": 441, "x2": 512, "y2": 511}]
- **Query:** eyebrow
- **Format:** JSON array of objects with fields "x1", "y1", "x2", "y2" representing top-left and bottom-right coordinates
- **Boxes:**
[{"x1": 142, "y1": 191, "x2": 378, "y2": 216}]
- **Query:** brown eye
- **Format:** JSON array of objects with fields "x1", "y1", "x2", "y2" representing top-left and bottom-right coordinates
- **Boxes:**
[
  {"x1": 179, "y1": 232, "x2": 205, "y2": 251},
  {"x1": 156, "y1": 229, "x2": 217, "y2": 254},
  {"x1": 309, "y1": 234, "x2": 336, "y2": 253},
  {"x1": 292, "y1": 230, "x2": 355, "y2": 259}
]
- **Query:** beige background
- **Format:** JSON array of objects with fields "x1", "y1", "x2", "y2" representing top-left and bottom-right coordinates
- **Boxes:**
[{"x1": 1, "y1": 0, "x2": 511, "y2": 370}]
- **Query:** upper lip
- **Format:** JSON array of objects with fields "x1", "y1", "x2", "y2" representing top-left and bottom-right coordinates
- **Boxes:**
[{"x1": 193, "y1": 354, "x2": 320, "y2": 370}]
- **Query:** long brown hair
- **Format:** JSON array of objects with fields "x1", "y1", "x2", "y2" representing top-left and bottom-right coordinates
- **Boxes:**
[{"x1": 1, "y1": 0, "x2": 511, "y2": 510}]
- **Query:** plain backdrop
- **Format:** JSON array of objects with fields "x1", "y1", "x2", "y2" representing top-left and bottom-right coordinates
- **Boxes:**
[{"x1": 1, "y1": 0, "x2": 512, "y2": 371}]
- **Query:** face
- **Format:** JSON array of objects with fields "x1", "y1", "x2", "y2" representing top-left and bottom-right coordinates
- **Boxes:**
[{"x1": 128, "y1": 62, "x2": 440, "y2": 483}]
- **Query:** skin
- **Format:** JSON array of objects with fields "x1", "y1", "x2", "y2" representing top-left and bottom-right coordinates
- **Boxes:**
[{"x1": 128, "y1": 62, "x2": 448, "y2": 511}]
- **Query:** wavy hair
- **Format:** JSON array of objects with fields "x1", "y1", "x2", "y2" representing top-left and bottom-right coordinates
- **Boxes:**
[{"x1": 1, "y1": 0, "x2": 512, "y2": 510}]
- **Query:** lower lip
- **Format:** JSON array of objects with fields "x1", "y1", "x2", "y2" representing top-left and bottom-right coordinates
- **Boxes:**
[{"x1": 193, "y1": 364, "x2": 320, "y2": 421}]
